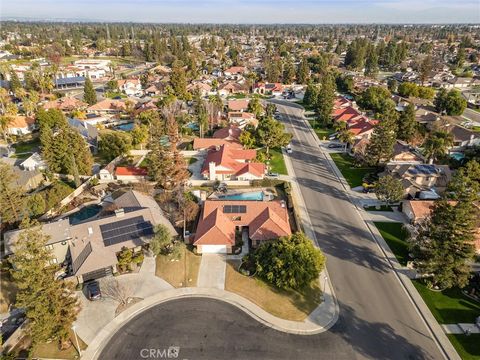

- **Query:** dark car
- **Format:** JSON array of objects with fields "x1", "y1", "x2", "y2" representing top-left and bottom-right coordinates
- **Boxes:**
[
  {"x1": 86, "y1": 281, "x2": 101, "y2": 301},
  {"x1": 267, "y1": 172, "x2": 279, "y2": 178},
  {"x1": 327, "y1": 143, "x2": 344, "y2": 149}
]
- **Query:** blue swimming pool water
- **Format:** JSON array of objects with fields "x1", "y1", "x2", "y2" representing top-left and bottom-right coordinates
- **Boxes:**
[
  {"x1": 115, "y1": 122, "x2": 134, "y2": 131},
  {"x1": 69, "y1": 204, "x2": 102, "y2": 224},
  {"x1": 449, "y1": 152, "x2": 465, "y2": 161},
  {"x1": 219, "y1": 191, "x2": 264, "y2": 201}
]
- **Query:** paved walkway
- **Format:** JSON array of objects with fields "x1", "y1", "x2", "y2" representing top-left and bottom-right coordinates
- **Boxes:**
[
  {"x1": 197, "y1": 254, "x2": 226, "y2": 289},
  {"x1": 364, "y1": 209, "x2": 408, "y2": 223},
  {"x1": 442, "y1": 323, "x2": 480, "y2": 334},
  {"x1": 74, "y1": 255, "x2": 172, "y2": 345},
  {"x1": 81, "y1": 286, "x2": 339, "y2": 360}
]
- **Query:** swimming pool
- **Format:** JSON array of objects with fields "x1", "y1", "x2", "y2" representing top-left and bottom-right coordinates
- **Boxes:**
[
  {"x1": 449, "y1": 152, "x2": 465, "y2": 161},
  {"x1": 69, "y1": 204, "x2": 102, "y2": 224},
  {"x1": 115, "y1": 122, "x2": 134, "y2": 131},
  {"x1": 218, "y1": 191, "x2": 264, "y2": 201}
]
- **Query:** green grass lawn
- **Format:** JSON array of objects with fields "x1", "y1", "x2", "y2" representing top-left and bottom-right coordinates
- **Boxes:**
[
  {"x1": 13, "y1": 138, "x2": 40, "y2": 154},
  {"x1": 264, "y1": 148, "x2": 288, "y2": 175},
  {"x1": 308, "y1": 119, "x2": 334, "y2": 140},
  {"x1": 447, "y1": 334, "x2": 480, "y2": 360},
  {"x1": 330, "y1": 153, "x2": 375, "y2": 188},
  {"x1": 374, "y1": 222, "x2": 410, "y2": 266},
  {"x1": 188, "y1": 157, "x2": 198, "y2": 165},
  {"x1": 472, "y1": 126, "x2": 480, "y2": 133},
  {"x1": 412, "y1": 280, "x2": 480, "y2": 324}
]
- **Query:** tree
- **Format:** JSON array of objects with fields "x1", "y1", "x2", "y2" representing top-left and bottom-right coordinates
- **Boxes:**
[
  {"x1": 364, "y1": 104, "x2": 398, "y2": 165},
  {"x1": 316, "y1": 71, "x2": 336, "y2": 126},
  {"x1": 99, "y1": 130, "x2": 133, "y2": 161},
  {"x1": 256, "y1": 116, "x2": 292, "y2": 156},
  {"x1": 334, "y1": 121, "x2": 354, "y2": 151},
  {"x1": 170, "y1": 60, "x2": 188, "y2": 99},
  {"x1": 357, "y1": 86, "x2": 391, "y2": 113},
  {"x1": 283, "y1": 58, "x2": 296, "y2": 84},
  {"x1": 364, "y1": 45, "x2": 379, "y2": 77},
  {"x1": 423, "y1": 131, "x2": 453, "y2": 163},
  {"x1": 11, "y1": 223, "x2": 79, "y2": 351},
  {"x1": 27, "y1": 193, "x2": 46, "y2": 217},
  {"x1": 239, "y1": 129, "x2": 256, "y2": 149},
  {"x1": 374, "y1": 175, "x2": 404, "y2": 205},
  {"x1": 83, "y1": 77, "x2": 97, "y2": 105},
  {"x1": 417, "y1": 86, "x2": 435, "y2": 100},
  {"x1": 117, "y1": 246, "x2": 133, "y2": 272},
  {"x1": 387, "y1": 78, "x2": 398, "y2": 93},
  {"x1": 9, "y1": 70, "x2": 22, "y2": 95},
  {"x1": 303, "y1": 83, "x2": 319, "y2": 107},
  {"x1": 398, "y1": 82, "x2": 419, "y2": 98},
  {"x1": 297, "y1": 57, "x2": 310, "y2": 84},
  {"x1": 397, "y1": 104, "x2": 417, "y2": 143},
  {"x1": 130, "y1": 124, "x2": 148, "y2": 147},
  {"x1": 247, "y1": 97, "x2": 263, "y2": 118},
  {"x1": 0, "y1": 163, "x2": 27, "y2": 224},
  {"x1": 150, "y1": 224, "x2": 173, "y2": 256},
  {"x1": 435, "y1": 89, "x2": 467, "y2": 116},
  {"x1": 254, "y1": 232, "x2": 326, "y2": 290},
  {"x1": 419, "y1": 55, "x2": 433, "y2": 85},
  {"x1": 336, "y1": 75, "x2": 354, "y2": 94},
  {"x1": 409, "y1": 199, "x2": 476, "y2": 290}
]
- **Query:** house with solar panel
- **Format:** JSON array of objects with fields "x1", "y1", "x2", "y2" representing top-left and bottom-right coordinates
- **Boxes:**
[
  {"x1": 3, "y1": 190, "x2": 177, "y2": 283},
  {"x1": 381, "y1": 164, "x2": 452, "y2": 198}
]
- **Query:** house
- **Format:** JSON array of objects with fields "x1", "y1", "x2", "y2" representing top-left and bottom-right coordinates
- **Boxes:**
[
  {"x1": 43, "y1": 97, "x2": 88, "y2": 112},
  {"x1": 192, "y1": 200, "x2": 291, "y2": 254},
  {"x1": 20, "y1": 152, "x2": 47, "y2": 171},
  {"x1": 402, "y1": 200, "x2": 480, "y2": 254},
  {"x1": 87, "y1": 99, "x2": 127, "y2": 115},
  {"x1": 187, "y1": 82, "x2": 213, "y2": 97},
  {"x1": 115, "y1": 166, "x2": 148, "y2": 182},
  {"x1": 388, "y1": 141, "x2": 424, "y2": 164},
  {"x1": 117, "y1": 79, "x2": 143, "y2": 96},
  {"x1": 448, "y1": 125, "x2": 480, "y2": 150},
  {"x1": 254, "y1": 82, "x2": 284, "y2": 96},
  {"x1": 201, "y1": 144, "x2": 265, "y2": 181},
  {"x1": 227, "y1": 112, "x2": 257, "y2": 128},
  {"x1": 223, "y1": 66, "x2": 247, "y2": 79},
  {"x1": 3, "y1": 190, "x2": 177, "y2": 283},
  {"x1": 7, "y1": 116, "x2": 36, "y2": 135},
  {"x1": 98, "y1": 162, "x2": 115, "y2": 182},
  {"x1": 13, "y1": 166, "x2": 44, "y2": 191},
  {"x1": 382, "y1": 164, "x2": 452, "y2": 198},
  {"x1": 54, "y1": 76, "x2": 86, "y2": 89},
  {"x1": 218, "y1": 82, "x2": 248, "y2": 96},
  {"x1": 68, "y1": 118, "x2": 99, "y2": 152},
  {"x1": 144, "y1": 84, "x2": 163, "y2": 96},
  {"x1": 193, "y1": 138, "x2": 243, "y2": 151},
  {"x1": 212, "y1": 125, "x2": 242, "y2": 141},
  {"x1": 227, "y1": 99, "x2": 249, "y2": 112}
]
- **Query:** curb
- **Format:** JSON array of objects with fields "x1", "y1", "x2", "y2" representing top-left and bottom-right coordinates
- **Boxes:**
[{"x1": 81, "y1": 287, "x2": 338, "y2": 360}]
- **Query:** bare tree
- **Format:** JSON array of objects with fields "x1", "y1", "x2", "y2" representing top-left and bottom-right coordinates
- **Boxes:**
[{"x1": 101, "y1": 278, "x2": 133, "y2": 306}]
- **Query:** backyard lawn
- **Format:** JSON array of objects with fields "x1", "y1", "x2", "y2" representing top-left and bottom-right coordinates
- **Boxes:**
[
  {"x1": 447, "y1": 334, "x2": 480, "y2": 360},
  {"x1": 412, "y1": 280, "x2": 480, "y2": 324},
  {"x1": 308, "y1": 119, "x2": 334, "y2": 140},
  {"x1": 261, "y1": 148, "x2": 287, "y2": 175},
  {"x1": 330, "y1": 153, "x2": 375, "y2": 188},
  {"x1": 373, "y1": 222, "x2": 410, "y2": 266},
  {"x1": 155, "y1": 245, "x2": 202, "y2": 288},
  {"x1": 225, "y1": 260, "x2": 321, "y2": 321},
  {"x1": 12, "y1": 137, "x2": 40, "y2": 154}
]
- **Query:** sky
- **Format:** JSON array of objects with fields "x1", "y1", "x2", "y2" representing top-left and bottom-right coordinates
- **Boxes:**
[{"x1": 1, "y1": 0, "x2": 479, "y2": 24}]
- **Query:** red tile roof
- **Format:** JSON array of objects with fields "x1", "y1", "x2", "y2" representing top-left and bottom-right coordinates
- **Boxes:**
[
  {"x1": 201, "y1": 144, "x2": 259, "y2": 176},
  {"x1": 115, "y1": 166, "x2": 148, "y2": 176},
  {"x1": 213, "y1": 125, "x2": 242, "y2": 140},
  {"x1": 228, "y1": 99, "x2": 249, "y2": 111},
  {"x1": 193, "y1": 138, "x2": 242, "y2": 150}
]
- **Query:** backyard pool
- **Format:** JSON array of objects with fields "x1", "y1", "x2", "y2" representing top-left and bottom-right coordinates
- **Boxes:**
[
  {"x1": 115, "y1": 122, "x2": 135, "y2": 131},
  {"x1": 449, "y1": 152, "x2": 465, "y2": 162},
  {"x1": 218, "y1": 191, "x2": 264, "y2": 201},
  {"x1": 69, "y1": 204, "x2": 102, "y2": 224}
]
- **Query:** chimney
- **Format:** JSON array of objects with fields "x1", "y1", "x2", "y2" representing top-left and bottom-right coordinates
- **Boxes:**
[
  {"x1": 209, "y1": 162, "x2": 216, "y2": 181},
  {"x1": 115, "y1": 208, "x2": 125, "y2": 218}
]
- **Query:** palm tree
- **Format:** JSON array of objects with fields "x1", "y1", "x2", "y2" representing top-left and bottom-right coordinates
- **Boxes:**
[
  {"x1": 0, "y1": 115, "x2": 12, "y2": 143},
  {"x1": 334, "y1": 121, "x2": 355, "y2": 152},
  {"x1": 423, "y1": 130, "x2": 453, "y2": 164}
]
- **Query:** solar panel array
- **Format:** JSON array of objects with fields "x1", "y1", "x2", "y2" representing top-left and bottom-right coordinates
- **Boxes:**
[
  {"x1": 72, "y1": 241, "x2": 92, "y2": 274},
  {"x1": 408, "y1": 164, "x2": 437, "y2": 176},
  {"x1": 223, "y1": 205, "x2": 247, "y2": 214},
  {"x1": 100, "y1": 216, "x2": 154, "y2": 247}
]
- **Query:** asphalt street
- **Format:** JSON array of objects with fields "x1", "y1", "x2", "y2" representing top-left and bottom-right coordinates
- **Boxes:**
[{"x1": 99, "y1": 102, "x2": 445, "y2": 360}]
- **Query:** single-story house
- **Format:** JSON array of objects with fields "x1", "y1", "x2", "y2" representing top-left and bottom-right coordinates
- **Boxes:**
[
  {"x1": 20, "y1": 152, "x2": 47, "y2": 171},
  {"x1": 227, "y1": 99, "x2": 249, "y2": 112},
  {"x1": 115, "y1": 166, "x2": 148, "y2": 182},
  {"x1": 192, "y1": 199, "x2": 291, "y2": 254},
  {"x1": 43, "y1": 97, "x2": 88, "y2": 112},
  {"x1": 7, "y1": 116, "x2": 36, "y2": 136},
  {"x1": 193, "y1": 138, "x2": 242, "y2": 151},
  {"x1": 13, "y1": 166, "x2": 44, "y2": 191},
  {"x1": 87, "y1": 99, "x2": 128, "y2": 115}
]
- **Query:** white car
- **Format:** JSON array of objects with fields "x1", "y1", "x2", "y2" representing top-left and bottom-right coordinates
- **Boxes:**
[{"x1": 286, "y1": 146, "x2": 293, "y2": 154}]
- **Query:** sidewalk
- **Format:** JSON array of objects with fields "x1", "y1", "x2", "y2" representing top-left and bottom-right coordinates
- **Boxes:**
[
  {"x1": 81, "y1": 286, "x2": 339, "y2": 360},
  {"x1": 302, "y1": 117, "x2": 460, "y2": 360},
  {"x1": 442, "y1": 324, "x2": 480, "y2": 334}
]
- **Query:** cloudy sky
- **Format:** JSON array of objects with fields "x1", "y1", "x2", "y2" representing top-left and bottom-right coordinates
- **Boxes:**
[{"x1": 1, "y1": 0, "x2": 478, "y2": 23}]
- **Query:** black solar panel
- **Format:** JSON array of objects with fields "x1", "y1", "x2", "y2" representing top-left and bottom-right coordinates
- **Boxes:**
[
  {"x1": 72, "y1": 242, "x2": 92, "y2": 274},
  {"x1": 223, "y1": 205, "x2": 247, "y2": 214},
  {"x1": 100, "y1": 216, "x2": 154, "y2": 247}
]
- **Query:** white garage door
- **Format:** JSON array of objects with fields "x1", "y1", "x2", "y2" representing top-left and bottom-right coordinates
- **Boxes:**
[{"x1": 202, "y1": 245, "x2": 228, "y2": 254}]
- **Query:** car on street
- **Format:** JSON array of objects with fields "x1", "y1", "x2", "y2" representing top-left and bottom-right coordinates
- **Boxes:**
[
  {"x1": 327, "y1": 143, "x2": 344, "y2": 149},
  {"x1": 286, "y1": 146, "x2": 292, "y2": 154},
  {"x1": 86, "y1": 281, "x2": 102, "y2": 301},
  {"x1": 267, "y1": 172, "x2": 279, "y2": 178}
]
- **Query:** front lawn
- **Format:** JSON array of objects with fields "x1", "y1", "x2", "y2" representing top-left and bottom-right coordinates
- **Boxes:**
[
  {"x1": 447, "y1": 334, "x2": 480, "y2": 360},
  {"x1": 260, "y1": 148, "x2": 288, "y2": 175},
  {"x1": 155, "y1": 245, "x2": 201, "y2": 288},
  {"x1": 225, "y1": 261, "x2": 321, "y2": 321},
  {"x1": 308, "y1": 119, "x2": 334, "y2": 140},
  {"x1": 12, "y1": 137, "x2": 40, "y2": 154},
  {"x1": 412, "y1": 280, "x2": 480, "y2": 324},
  {"x1": 330, "y1": 153, "x2": 375, "y2": 188},
  {"x1": 374, "y1": 222, "x2": 409, "y2": 266}
]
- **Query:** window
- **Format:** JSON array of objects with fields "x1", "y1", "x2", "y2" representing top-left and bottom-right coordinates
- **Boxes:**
[{"x1": 46, "y1": 244, "x2": 54, "y2": 250}]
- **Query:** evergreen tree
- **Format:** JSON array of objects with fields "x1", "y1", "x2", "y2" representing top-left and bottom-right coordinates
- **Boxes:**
[
  {"x1": 303, "y1": 83, "x2": 319, "y2": 107},
  {"x1": 9, "y1": 70, "x2": 22, "y2": 95},
  {"x1": 282, "y1": 59, "x2": 296, "y2": 84},
  {"x1": 297, "y1": 57, "x2": 310, "y2": 84},
  {"x1": 316, "y1": 72, "x2": 336, "y2": 126},
  {"x1": 364, "y1": 45, "x2": 379, "y2": 77},
  {"x1": 99, "y1": 130, "x2": 133, "y2": 161},
  {"x1": 170, "y1": 60, "x2": 188, "y2": 99},
  {"x1": 11, "y1": 223, "x2": 79, "y2": 351},
  {"x1": 256, "y1": 116, "x2": 292, "y2": 156},
  {"x1": 375, "y1": 175, "x2": 404, "y2": 205},
  {"x1": 364, "y1": 105, "x2": 397, "y2": 166},
  {"x1": 423, "y1": 131, "x2": 453, "y2": 163},
  {"x1": 247, "y1": 97, "x2": 263, "y2": 118},
  {"x1": 83, "y1": 77, "x2": 97, "y2": 105},
  {"x1": 397, "y1": 104, "x2": 417, "y2": 143},
  {"x1": 0, "y1": 163, "x2": 27, "y2": 224}
]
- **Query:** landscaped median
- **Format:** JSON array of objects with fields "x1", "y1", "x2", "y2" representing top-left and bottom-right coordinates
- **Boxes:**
[
  {"x1": 225, "y1": 260, "x2": 321, "y2": 321},
  {"x1": 330, "y1": 153, "x2": 375, "y2": 188},
  {"x1": 373, "y1": 221, "x2": 480, "y2": 359}
]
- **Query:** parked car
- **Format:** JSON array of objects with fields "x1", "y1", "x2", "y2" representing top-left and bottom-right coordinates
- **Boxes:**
[
  {"x1": 267, "y1": 172, "x2": 279, "y2": 178},
  {"x1": 327, "y1": 143, "x2": 344, "y2": 149},
  {"x1": 86, "y1": 281, "x2": 102, "y2": 301},
  {"x1": 286, "y1": 146, "x2": 293, "y2": 154}
]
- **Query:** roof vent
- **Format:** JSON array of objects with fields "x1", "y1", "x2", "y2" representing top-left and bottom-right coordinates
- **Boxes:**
[
  {"x1": 88, "y1": 227, "x2": 93, "y2": 235},
  {"x1": 115, "y1": 208, "x2": 125, "y2": 218}
]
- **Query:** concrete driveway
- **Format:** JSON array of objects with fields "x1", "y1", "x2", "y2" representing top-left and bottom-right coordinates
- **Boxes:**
[
  {"x1": 74, "y1": 255, "x2": 172, "y2": 345},
  {"x1": 197, "y1": 254, "x2": 226, "y2": 289}
]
